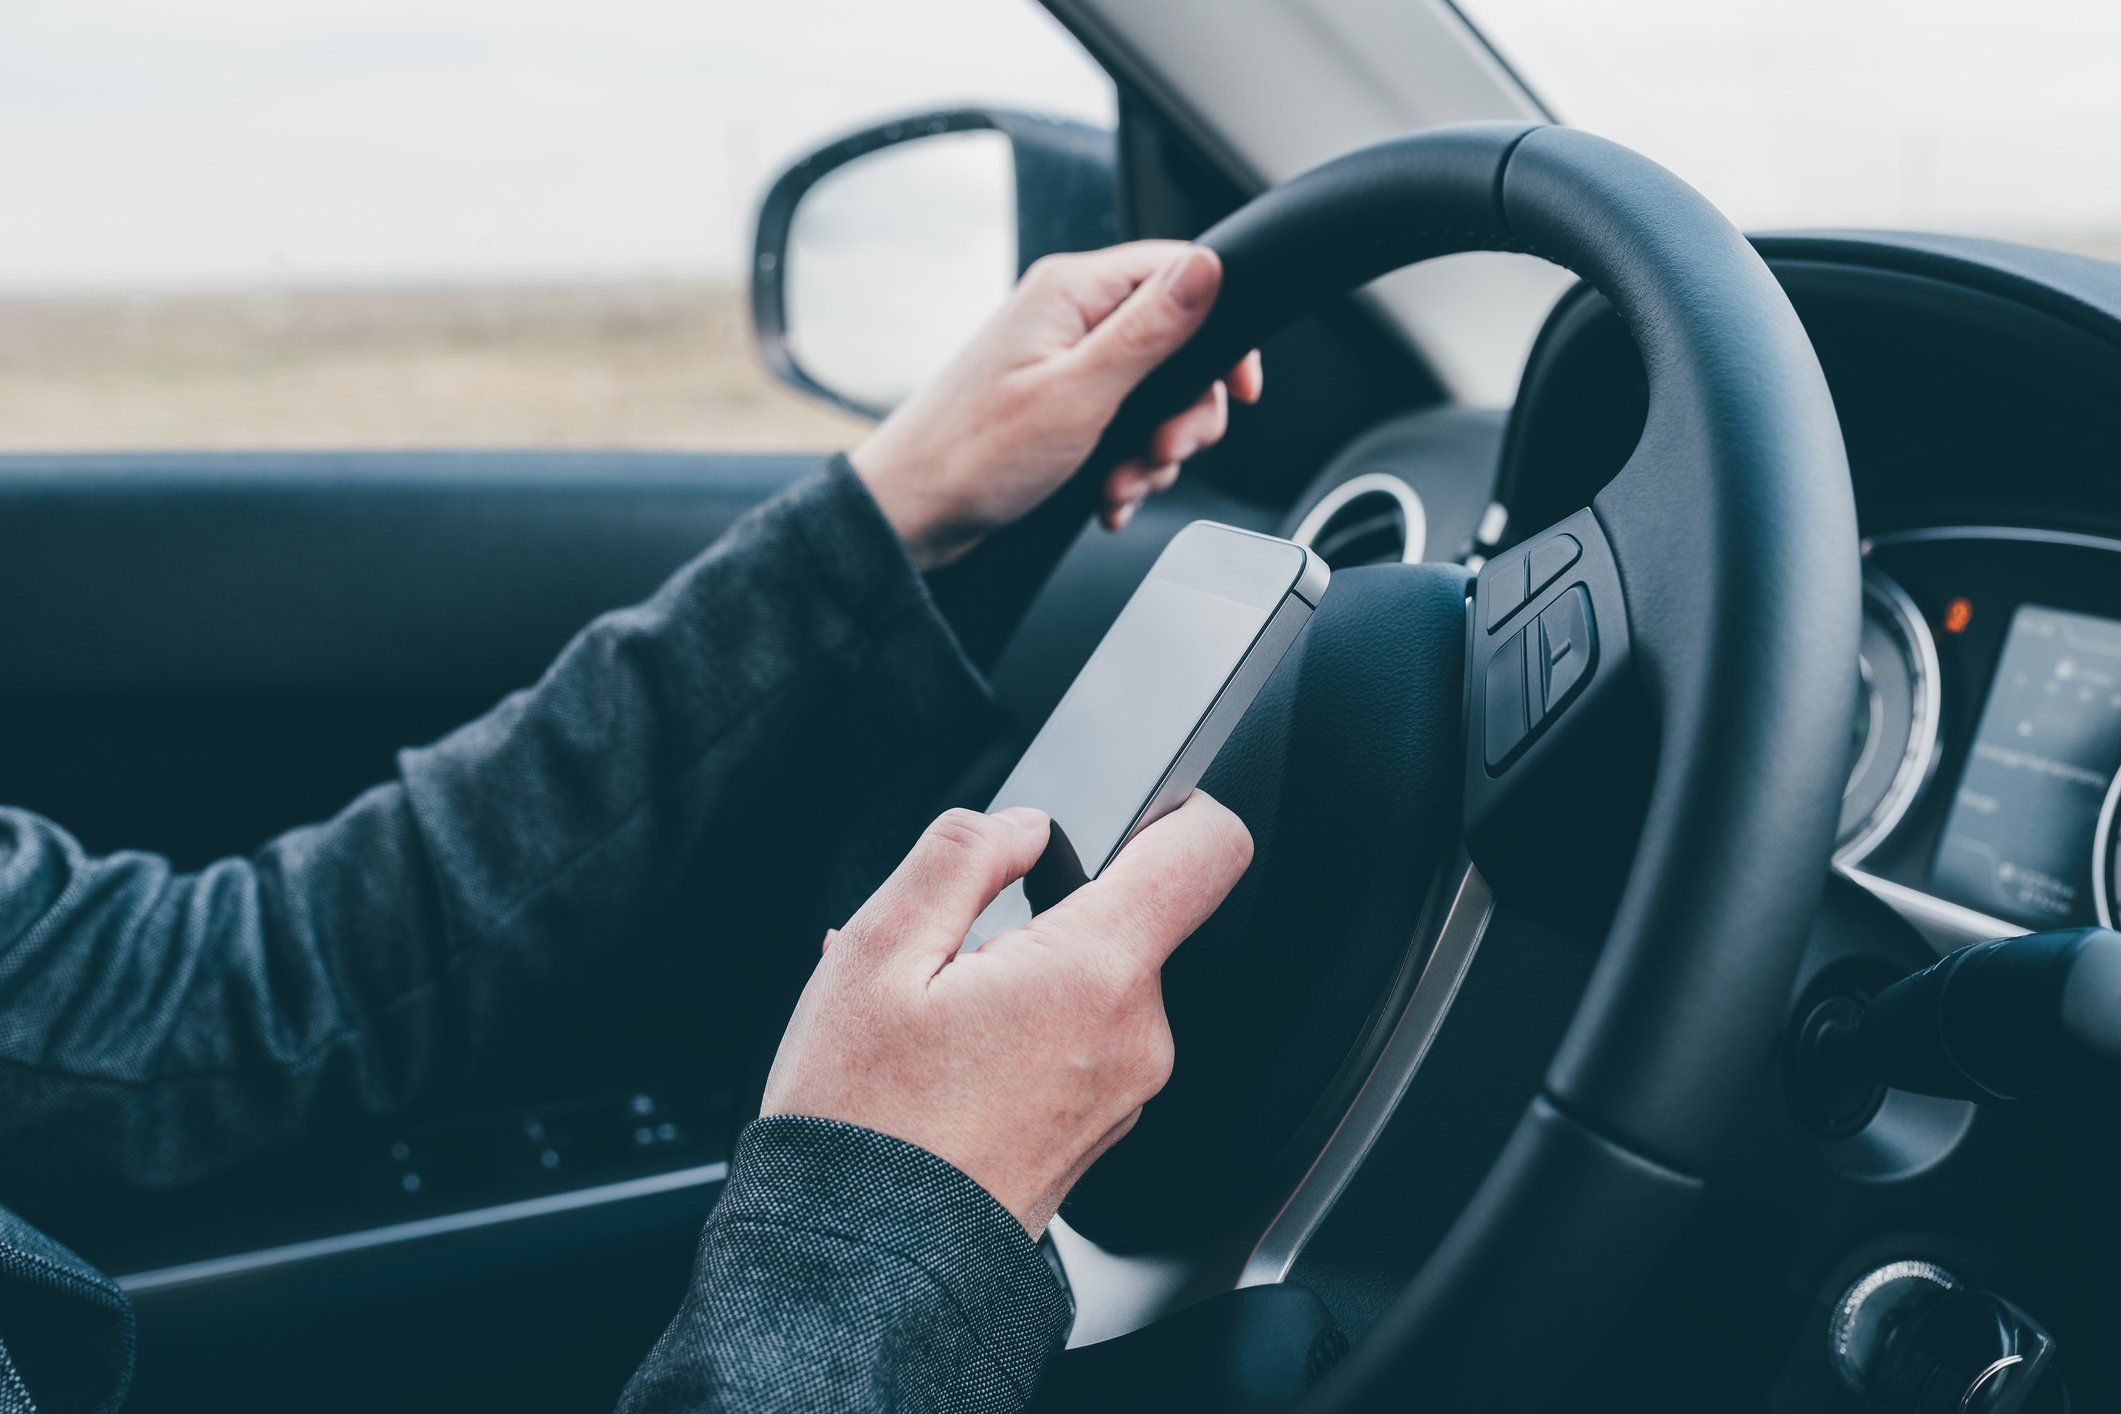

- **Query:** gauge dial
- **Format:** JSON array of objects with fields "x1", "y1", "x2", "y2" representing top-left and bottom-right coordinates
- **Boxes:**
[
  {"x1": 1837, "y1": 569, "x2": 1942, "y2": 863},
  {"x1": 2095, "y1": 769, "x2": 2121, "y2": 929}
]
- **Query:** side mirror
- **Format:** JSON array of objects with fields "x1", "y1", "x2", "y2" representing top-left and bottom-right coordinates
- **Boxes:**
[{"x1": 751, "y1": 109, "x2": 1118, "y2": 419}]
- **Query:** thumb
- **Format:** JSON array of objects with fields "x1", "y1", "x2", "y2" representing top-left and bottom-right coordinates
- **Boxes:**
[
  {"x1": 1025, "y1": 791, "x2": 1252, "y2": 972},
  {"x1": 839, "y1": 807, "x2": 1050, "y2": 967},
  {"x1": 1068, "y1": 245, "x2": 1223, "y2": 403}
]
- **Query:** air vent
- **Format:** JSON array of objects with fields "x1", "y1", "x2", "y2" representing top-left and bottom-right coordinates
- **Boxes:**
[{"x1": 1289, "y1": 473, "x2": 1427, "y2": 569}]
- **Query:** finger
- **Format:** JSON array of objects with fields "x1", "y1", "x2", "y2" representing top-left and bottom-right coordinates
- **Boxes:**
[
  {"x1": 1066, "y1": 245, "x2": 1223, "y2": 404},
  {"x1": 842, "y1": 807, "x2": 1050, "y2": 965},
  {"x1": 1146, "y1": 380, "x2": 1228, "y2": 465},
  {"x1": 1101, "y1": 459, "x2": 1171, "y2": 522},
  {"x1": 1227, "y1": 350, "x2": 1265, "y2": 405},
  {"x1": 1100, "y1": 459, "x2": 1184, "y2": 527},
  {"x1": 1020, "y1": 240, "x2": 1193, "y2": 331},
  {"x1": 1103, "y1": 493, "x2": 1145, "y2": 533},
  {"x1": 1026, "y1": 791, "x2": 1253, "y2": 970}
]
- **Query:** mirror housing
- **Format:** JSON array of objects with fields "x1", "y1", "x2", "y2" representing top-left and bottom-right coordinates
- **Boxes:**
[{"x1": 751, "y1": 108, "x2": 1118, "y2": 419}]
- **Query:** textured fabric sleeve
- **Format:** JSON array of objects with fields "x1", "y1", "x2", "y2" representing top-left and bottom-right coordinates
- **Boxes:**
[
  {"x1": 0, "y1": 456, "x2": 991, "y2": 1195},
  {"x1": 0, "y1": 1212, "x2": 133, "y2": 1414},
  {"x1": 619, "y1": 1116, "x2": 1071, "y2": 1414}
]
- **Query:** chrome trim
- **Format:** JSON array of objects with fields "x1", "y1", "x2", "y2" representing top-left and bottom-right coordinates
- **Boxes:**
[
  {"x1": 1964, "y1": 1355, "x2": 2026, "y2": 1406},
  {"x1": 1238, "y1": 865, "x2": 1493, "y2": 1287},
  {"x1": 1050, "y1": 864, "x2": 1492, "y2": 1341},
  {"x1": 1829, "y1": 1258, "x2": 1959, "y2": 1390},
  {"x1": 117, "y1": 1161, "x2": 729, "y2": 1295},
  {"x1": 1289, "y1": 472, "x2": 1428, "y2": 565},
  {"x1": 1839, "y1": 865, "x2": 2022, "y2": 953},
  {"x1": 1046, "y1": 1218, "x2": 1222, "y2": 1349},
  {"x1": 1836, "y1": 568, "x2": 1943, "y2": 867},
  {"x1": 2093, "y1": 767, "x2": 2121, "y2": 929}
]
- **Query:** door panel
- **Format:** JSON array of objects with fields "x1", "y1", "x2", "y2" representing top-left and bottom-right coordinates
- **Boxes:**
[
  {"x1": 0, "y1": 449, "x2": 810, "y2": 1411},
  {"x1": 0, "y1": 451, "x2": 811, "y2": 861}
]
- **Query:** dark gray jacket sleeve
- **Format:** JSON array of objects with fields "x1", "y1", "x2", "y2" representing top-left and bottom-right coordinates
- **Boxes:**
[
  {"x1": 0, "y1": 456, "x2": 988, "y2": 1194},
  {"x1": 0, "y1": 456, "x2": 1078, "y2": 1413},
  {"x1": 620, "y1": 1117, "x2": 1071, "y2": 1414}
]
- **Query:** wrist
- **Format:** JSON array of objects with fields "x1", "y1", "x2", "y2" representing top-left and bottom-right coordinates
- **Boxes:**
[{"x1": 848, "y1": 427, "x2": 978, "y2": 572}]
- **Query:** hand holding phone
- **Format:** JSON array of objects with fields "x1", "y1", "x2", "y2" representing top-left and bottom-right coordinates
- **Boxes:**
[{"x1": 963, "y1": 521, "x2": 1326, "y2": 949}]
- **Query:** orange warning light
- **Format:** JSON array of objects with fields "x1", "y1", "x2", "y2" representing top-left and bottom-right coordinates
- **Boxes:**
[{"x1": 1943, "y1": 598, "x2": 1974, "y2": 634}]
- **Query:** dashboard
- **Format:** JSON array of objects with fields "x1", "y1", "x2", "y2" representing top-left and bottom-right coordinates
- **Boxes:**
[{"x1": 1457, "y1": 228, "x2": 2121, "y2": 956}]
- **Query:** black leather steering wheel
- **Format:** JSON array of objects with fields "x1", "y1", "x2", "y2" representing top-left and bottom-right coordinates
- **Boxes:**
[{"x1": 978, "y1": 123, "x2": 1861, "y2": 1409}]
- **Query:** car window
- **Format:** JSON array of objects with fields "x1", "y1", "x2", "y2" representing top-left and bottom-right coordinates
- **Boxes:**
[
  {"x1": 1456, "y1": 0, "x2": 2121, "y2": 256},
  {"x1": 0, "y1": 0, "x2": 1113, "y2": 452}
]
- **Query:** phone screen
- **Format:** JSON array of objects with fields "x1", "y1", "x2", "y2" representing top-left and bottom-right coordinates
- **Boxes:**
[{"x1": 963, "y1": 525, "x2": 1307, "y2": 948}]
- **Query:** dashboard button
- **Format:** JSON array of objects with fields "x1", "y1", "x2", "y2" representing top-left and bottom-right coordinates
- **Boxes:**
[
  {"x1": 1484, "y1": 627, "x2": 1532, "y2": 768},
  {"x1": 1527, "y1": 533, "x2": 1583, "y2": 598}
]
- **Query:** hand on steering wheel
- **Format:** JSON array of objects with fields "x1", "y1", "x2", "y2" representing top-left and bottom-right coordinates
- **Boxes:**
[{"x1": 848, "y1": 241, "x2": 1262, "y2": 570}]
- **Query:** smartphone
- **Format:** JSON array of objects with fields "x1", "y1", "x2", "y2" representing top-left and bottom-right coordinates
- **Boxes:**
[{"x1": 961, "y1": 521, "x2": 1328, "y2": 950}]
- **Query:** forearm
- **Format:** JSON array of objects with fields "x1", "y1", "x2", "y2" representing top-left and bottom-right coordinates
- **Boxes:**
[
  {"x1": 0, "y1": 458, "x2": 991, "y2": 1195},
  {"x1": 619, "y1": 1117, "x2": 1070, "y2": 1414}
]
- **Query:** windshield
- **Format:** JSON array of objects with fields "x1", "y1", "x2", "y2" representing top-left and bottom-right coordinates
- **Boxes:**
[{"x1": 1456, "y1": 0, "x2": 2121, "y2": 257}]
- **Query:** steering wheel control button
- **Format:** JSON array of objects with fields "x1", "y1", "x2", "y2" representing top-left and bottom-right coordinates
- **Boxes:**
[
  {"x1": 1481, "y1": 533, "x2": 1584, "y2": 635},
  {"x1": 1534, "y1": 586, "x2": 1597, "y2": 719},
  {"x1": 1484, "y1": 628, "x2": 1532, "y2": 769},
  {"x1": 1481, "y1": 556, "x2": 1531, "y2": 631},
  {"x1": 1484, "y1": 586, "x2": 1599, "y2": 772},
  {"x1": 1525, "y1": 533, "x2": 1583, "y2": 600}
]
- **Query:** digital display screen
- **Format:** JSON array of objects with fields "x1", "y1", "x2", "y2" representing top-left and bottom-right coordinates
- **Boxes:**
[{"x1": 1932, "y1": 604, "x2": 2121, "y2": 927}]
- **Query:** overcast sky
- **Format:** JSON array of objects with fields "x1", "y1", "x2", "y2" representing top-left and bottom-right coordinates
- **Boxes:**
[
  {"x1": 0, "y1": 0, "x2": 1112, "y2": 289},
  {"x1": 5, "y1": 0, "x2": 2118, "y2": 291},
  {"x1": 1469, "y1": 0, "x2": 2121, "y2": 248}
]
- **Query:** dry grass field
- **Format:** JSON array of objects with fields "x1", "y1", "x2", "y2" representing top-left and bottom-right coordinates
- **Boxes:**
[{"x1": 0, "y1": 280, "x2": 870, "y2": 452}]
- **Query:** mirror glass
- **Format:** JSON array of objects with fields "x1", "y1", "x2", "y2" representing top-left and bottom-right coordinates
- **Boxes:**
[{"x1": 782, "y1": 130, "x2": 1016, "y2": 413}]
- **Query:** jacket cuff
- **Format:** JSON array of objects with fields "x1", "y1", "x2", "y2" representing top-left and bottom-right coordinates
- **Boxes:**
[
  {"x1": 783, "y1": 455, "x2": 993, "y2": 730},
  {"x1": 716, "y1": 1115, "x2": 1072, "y2": 1399}
]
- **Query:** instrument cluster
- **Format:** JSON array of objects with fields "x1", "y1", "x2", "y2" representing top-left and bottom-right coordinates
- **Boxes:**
[{"x1": 1840, "y1": 528, "x2": 2121, "y2": 935}]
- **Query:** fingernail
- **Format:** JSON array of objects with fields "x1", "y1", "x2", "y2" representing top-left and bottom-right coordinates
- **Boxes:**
[
  {"x1": 993, "y1": 806, "x2": 1048, "y2": 839},
  {"x1": 1112, "y1": 501, "x2": 1137, "y2": 531},
  {"x1": 1164, "y1": 246, "x2": 1219, "y2": 313}
]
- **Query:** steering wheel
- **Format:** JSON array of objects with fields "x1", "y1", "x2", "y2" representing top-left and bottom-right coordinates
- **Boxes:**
[{"x1": 965, "y1": 123, "x2": 1863, "y2": 1409}]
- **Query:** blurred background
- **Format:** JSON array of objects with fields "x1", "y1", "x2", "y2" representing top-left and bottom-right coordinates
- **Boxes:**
[
  {"x1": 3, "y1": 0, "x2": 2117, "y2": 451},
  {"x1": 0, "y1": 0, "x2": 1113, "y2": 450}
]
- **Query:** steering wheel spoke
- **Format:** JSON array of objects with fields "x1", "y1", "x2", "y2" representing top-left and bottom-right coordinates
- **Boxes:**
[{"x1": 1464, "y1": 505, "x2": 1650, "y2": 920}]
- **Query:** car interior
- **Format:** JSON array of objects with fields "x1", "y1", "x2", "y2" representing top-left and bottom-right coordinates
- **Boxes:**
[{"x1": 2, "y1": 1, "x2": 2116, "y2": 1411}]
